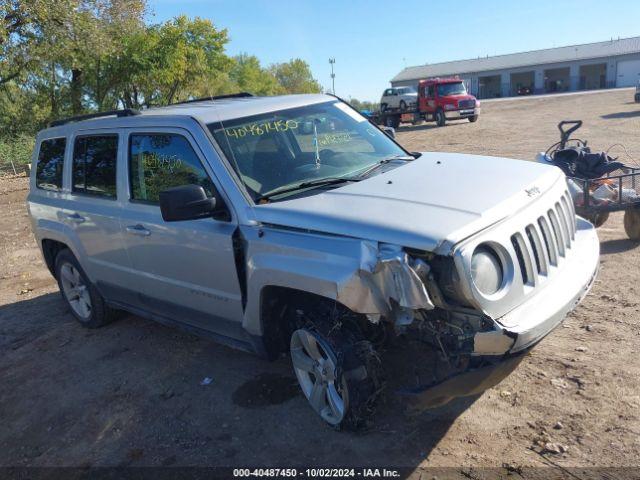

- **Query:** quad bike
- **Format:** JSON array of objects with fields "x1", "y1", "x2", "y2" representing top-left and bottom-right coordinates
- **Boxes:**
[{"x1": 542, "y1": 120, "x2": 640, "y2": 239}]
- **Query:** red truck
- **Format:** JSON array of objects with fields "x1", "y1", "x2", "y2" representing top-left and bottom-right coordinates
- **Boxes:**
[{"x1": 378, "y1": 77, "x2": 480, "y2": 128}]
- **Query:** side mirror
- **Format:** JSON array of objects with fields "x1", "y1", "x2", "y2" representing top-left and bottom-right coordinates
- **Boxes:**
[
  {"x1": 159, "y1": 184, "x2": 217, "y2": 222},
  {"x1": 381, "y1": 126, "x2": 396, "y2": 139}
]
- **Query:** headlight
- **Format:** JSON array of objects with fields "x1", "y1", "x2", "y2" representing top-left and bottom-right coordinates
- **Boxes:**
[
  {"x1": 471, "y1": 245, "x2": 503, "y2": 295},
  {"x1": 444, "y1": 104, "x2": 456, "y2": 110}
]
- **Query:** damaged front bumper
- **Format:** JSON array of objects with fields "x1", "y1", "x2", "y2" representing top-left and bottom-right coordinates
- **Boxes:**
[
  {"x1": 399, "y1": 218, "x2": 599, "y2": 410},
  {"x1": 401, "y1": 351, "x2": 527, "y2": 411},
  {"x1": 473, "y1": 217, "x2": 600, "y2": 356}
]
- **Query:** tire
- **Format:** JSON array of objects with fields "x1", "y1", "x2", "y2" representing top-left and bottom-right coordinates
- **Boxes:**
[
  {"x1": 380, "y1": 103, "x2": 388, "y2": 112},
  {"x1": 399, "y1": 100, "x2": 407, "y2": 111},
  {"x1": 54, "y1": 249, "x2": 120, "y2": 328},
  {"x1": 586, "y1": 211, "x2": 610, "y2": 228},
  {"x1": 468, "y1": 115, "x2": 478, "y2": 123},
  {"x1": 385, "y1": 115, "x2": 400, "y2": 129},
  {"x1": 289, "y1": 302, "x2": 381, "y2": 430},
  {"x1": 435, "y1": 109, "x2": 446, "y2": 127},
  {"x1": 624, "y1": 208, "x2": 640, "y2": 240}
]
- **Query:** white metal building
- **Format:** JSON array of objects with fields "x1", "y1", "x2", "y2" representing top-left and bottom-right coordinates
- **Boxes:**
[{"x1": 391, "y1": 36, "x2": 640, "y2": 99}]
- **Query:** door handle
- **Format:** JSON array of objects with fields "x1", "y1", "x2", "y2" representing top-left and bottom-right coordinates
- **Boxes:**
[
  {"x1": 126, "y1": 224, "x2": 151, "y2": 236},
  {"x1": 64, "y1": 212, "x2": 85, "y2": 224}
]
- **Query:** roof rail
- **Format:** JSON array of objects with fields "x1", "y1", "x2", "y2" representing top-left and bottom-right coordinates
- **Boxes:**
[
  {"x1": 49, "y1": 109, "x2": 141, "y2": 127},
  {"x1": 171, "y1": 92, "x2": 254, "y2": 105}
]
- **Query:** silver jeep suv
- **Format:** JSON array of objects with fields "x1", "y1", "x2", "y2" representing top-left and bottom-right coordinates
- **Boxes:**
[{"x1": 27, "y1": 93, "x2": 599, "y2": 428}]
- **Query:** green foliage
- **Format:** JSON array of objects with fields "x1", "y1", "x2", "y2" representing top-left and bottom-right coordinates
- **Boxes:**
[
  {"x1": 270, "y1": 59, "x2": 323, "y2": 94},
  {"x1": 349, "y1": 98, "x2": 379, "y2": 112},
  {"x1": 0, "y1": 134, "x2": 35, "y2": 168},
  {"x1": 0, "y1": 0, "x2": 325, "y2": 162},
  {"x1": 228, "y1": 53, "x2": 284, "y2": 96}
]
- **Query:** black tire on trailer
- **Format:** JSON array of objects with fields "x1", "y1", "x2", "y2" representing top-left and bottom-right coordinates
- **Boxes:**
[
  {"x1": 399, "y1": 100, "x2": 407, "y2": 111},
  {"x1": 380, "y1": 103, "x2": 388, "y2": 112},
  {"x1": 586, "y1": 211, "x2": 610, "y2": 228},
  {"x1": 623, "y1": 208, "x2": 640, "y2": 240},
  {"x1": 468, "y1": 115, "x2": 478, "y2": 123},
  {"x1": 435, "y1": 109, "x2": 446, "y2": 127},
  {"x1": 385, "y1": 115, "x2": 400, "y2": 129}
]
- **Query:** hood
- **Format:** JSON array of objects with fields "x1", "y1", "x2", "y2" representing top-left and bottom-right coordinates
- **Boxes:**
[{"x1": 252, "y1": 152, "x2": 564, "y2": 253}]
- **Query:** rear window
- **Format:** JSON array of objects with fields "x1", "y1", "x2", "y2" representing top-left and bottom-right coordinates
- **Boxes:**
[
  {"x1": 36, "y1": 138, "x2": 66, "y2": 191},
  {"x1": 72, "y1": 135, "x2": 118, "y2": 198}
]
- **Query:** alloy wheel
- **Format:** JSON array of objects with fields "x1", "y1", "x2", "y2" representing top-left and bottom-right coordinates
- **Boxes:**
[
  {"x1": 290, "y1": 328, "x2": 348, "y2": 425},
  {"x1": 59, "y1": 263, "x2": 92, "y2": 319}
]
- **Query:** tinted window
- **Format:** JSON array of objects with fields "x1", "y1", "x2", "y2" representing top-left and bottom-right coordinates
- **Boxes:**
[
  {"x1": 129, "y1": 133, "x2": 214, "y2": 204},
  {"x1": 72, "y1": 135, "x2": 118, "y2": 198},
  {"x1": 36, "y1": 138, "x2": 66, "y2": 191}
]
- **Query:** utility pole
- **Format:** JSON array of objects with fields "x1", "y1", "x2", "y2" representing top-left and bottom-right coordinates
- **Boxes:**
[{"x1": 329, "y1": 58, "x2": 336, "y2": 94}]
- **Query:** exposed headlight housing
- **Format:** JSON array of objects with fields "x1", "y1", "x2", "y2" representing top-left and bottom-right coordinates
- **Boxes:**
[
  {"x1": 471, "y1": 245, "x2": 503, "y2": 295},
  {"x1": 444, "y1": 103, "x2": 456, "y2": 110}
]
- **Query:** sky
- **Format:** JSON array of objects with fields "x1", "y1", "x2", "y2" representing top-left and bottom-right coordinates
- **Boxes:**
[{"x1": 149, "y1": 0, "x2": 640, "y2": 102}]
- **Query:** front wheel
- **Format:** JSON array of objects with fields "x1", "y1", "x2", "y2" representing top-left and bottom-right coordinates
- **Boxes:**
[
  {"x1": 435, "y1": 109, "x2": 446, "y2": 127},
  {"x1": 290, "y1": 309, "x2": 381, "y2": 429},
  {"x1": 468, "y1": 115, "x2": 478, "y2": 123},
  {"x1": 624, "y1": 208, "x2": 640, "y2": 240},
  {"x1": 399, "y1": 100, "x2": 407, "y2": 111}
]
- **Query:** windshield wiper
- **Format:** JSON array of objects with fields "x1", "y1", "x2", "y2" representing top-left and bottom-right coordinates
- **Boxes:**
[
  {"x1": 355, "y1": 154, "x2": 414, "y2": 178},
  {"x1": 257, "y1": 177, "x2": 362, "y2": 202}
]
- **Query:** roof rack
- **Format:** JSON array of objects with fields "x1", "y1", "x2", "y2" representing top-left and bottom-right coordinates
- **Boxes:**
[
  {"x1": 171, "y1": 92, "x2": 254, "y2": 105},
  {"x1": 49, "y1": 109, "x2": 141, "y2": 127}
]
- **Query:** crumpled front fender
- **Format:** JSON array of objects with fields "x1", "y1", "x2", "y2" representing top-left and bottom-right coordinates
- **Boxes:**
[{"x1": 338, "y1": 242, "x2": 434, "y2": 318}]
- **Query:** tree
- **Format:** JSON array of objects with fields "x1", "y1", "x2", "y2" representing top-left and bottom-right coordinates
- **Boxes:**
[
  {"x1": 0, "y1": 3, "x2": 326, "y2": 140},
  {"x1": 228, "y1": 53, "x2": 283, "y2": 96},
  {"x1": 349, "y1": 98, "x2": 379, "y2": 112},
  {"x1": 270, "y1": 59, "x2": 322, "y2": 94},
  {"x1": 112, "y1": 15, "x2": 232, "y2": 108}
]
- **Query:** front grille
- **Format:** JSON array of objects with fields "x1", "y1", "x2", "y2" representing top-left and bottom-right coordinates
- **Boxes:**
[
  {"x1": 510, "y1": 190, "x2": 576, "y2": 286},
  {"x1": 458, "y1": 99, "x2": 475, "y2": 109}
]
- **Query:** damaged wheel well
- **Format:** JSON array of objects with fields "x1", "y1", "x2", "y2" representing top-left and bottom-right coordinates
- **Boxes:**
[{"x1": 259, "y1": 286, "x2": 385, "y2": 360}]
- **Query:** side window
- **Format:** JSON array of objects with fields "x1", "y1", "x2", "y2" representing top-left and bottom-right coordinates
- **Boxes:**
[
  {"x1": 72, "y1": 135, "x2": 118, "y2": 198},
  {"x1": 36, "y1": 138, "x2": 66, "y2": 191},
  {"x1": 129, "y1": 133, "x2": 215, "y2": 204},
  {"x1": 427, "y1": 85, "x2": 435, "y2": 97},
  {"x1": 383, "y1": 89, "x2": 392, "y2": 96}
]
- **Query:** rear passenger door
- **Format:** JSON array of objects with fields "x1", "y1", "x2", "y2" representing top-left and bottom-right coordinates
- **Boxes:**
[
  {"x1": 63, "y1": 130, "x2": 132, "y2": 300},
  {"x1": 118, "y1": 128, "x2": 245, "y2": 338}
]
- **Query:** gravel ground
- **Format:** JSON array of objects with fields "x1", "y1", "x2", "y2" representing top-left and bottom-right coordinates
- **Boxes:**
[{"x1": 0, "y1": 88, "x2": 639, "y2": 475}]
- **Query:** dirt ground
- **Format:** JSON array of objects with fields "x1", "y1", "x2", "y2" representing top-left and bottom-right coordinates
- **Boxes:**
[{"x1": 1, "y1": 88, "x2": 639, "y2": 475}]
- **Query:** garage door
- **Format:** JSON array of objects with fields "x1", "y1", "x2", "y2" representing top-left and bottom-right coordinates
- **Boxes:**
[{"x1": 616, "y1": 59, "x2": 640, "y2": 87}]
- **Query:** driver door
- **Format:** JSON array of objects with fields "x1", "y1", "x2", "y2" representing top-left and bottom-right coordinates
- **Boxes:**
[{"x1": 119, "y1": 128, "x2": 245, "y2": 339}]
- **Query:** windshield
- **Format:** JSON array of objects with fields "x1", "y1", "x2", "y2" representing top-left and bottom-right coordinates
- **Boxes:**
[
  {"x1": 208, "y1": 101, "x2": 407, "y2": 202},
  {"x1": 437, "y1": 82, "x2": 467, "y2": 97}
]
